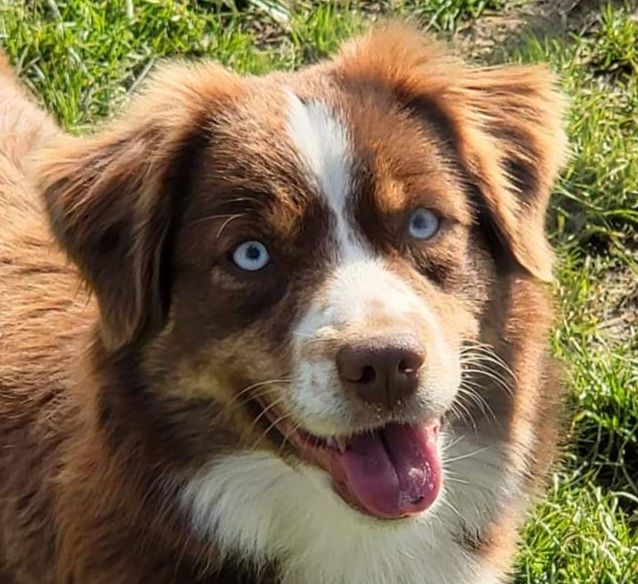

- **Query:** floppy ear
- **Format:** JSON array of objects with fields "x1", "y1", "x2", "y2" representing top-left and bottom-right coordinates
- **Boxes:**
[
  {"x1": 37, "y1": 63, "x2": 241, "y2": 351},
  {"x1": 442, "y1": 66, "x2": 568, "y2": 282},
  {"x1": 336, "y1": 24, "x2": 568, "y2": 282}
]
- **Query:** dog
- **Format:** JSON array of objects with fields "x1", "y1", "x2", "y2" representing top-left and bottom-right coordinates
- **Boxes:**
[{"x1": 0, "y1": 24, "x2": 567, "y2": 584}]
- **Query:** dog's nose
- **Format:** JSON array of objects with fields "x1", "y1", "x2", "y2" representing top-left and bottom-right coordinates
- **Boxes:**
[{"x1": 336, "y1": 335, "x2": 425, "y2": 408}]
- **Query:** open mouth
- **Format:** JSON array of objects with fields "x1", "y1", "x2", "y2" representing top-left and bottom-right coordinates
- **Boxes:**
[{"x1": 254, "y1": 398, "x2": 442, "y2": 519}]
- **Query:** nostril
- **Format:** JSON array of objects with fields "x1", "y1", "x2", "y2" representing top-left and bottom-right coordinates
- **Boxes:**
[
  {"x1": 336, "y1": 346, "x2": 377, "y2": 385},
  {"x1": 336, "y1": 335, "x2": 424, "y2": 407},
  {"x1": 359, "y1": 365, "x2": 376, "y2": 384},
  {"x1": 399, "y1": 360, "x2": 411, "y2": 375},
  {"x1": 398, "y1": 355, "x2": 423, "y2": 376}
]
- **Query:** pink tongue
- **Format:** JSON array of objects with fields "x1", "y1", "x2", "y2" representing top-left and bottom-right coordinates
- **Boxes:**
[{"x1": 339, "y1": 423, "x2": 441, "y2": 519}]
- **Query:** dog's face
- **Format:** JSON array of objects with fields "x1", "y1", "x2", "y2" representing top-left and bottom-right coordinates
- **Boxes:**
[
  {"x1": 163, "y1": 83, "x2": 490, "y2": 518},
  {"x1": 39, "y1": 26, "x2": 565, "y2": 524}
]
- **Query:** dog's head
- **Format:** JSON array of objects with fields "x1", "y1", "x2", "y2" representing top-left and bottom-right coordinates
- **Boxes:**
[{"x1": 39, "y1": 25, "x2": 566, "y2": 522}]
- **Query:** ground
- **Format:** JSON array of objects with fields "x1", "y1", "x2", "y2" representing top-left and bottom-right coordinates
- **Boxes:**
[{"x1": 0, "y1": 1, "x2": 636, "y2": 582}]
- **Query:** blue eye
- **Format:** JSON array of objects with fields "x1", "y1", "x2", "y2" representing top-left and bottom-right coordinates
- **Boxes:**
[
  {"x1": 232, "y1": 241, "x2": 270, "y2": 271},
  {"x1": 408, "y1": 208, "x2": 440, "y2": 241}
]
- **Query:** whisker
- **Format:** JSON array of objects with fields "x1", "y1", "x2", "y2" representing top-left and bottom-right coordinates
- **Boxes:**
[
  {"x1": 245, "y1": 396, "x2": 287, "y2": 438},
  {"x1": 456, "y1": 384, "x2": 497, "y2": 425},
  {"x1": 279, "y1": 419, "x2": 304, "y2": 454},
  {"x1": 460, "y1": 341, "x2": 516, "y2": 381},
  {"x1": 443, "y1": 476, "x2": 470, "y2": 486},
  {"x1": 208, "y1": 379, "x2": 290, "y2": 427},
  {"x1": 444, "y1": 446, "x2": 491, "y2": 465},
  {"x1": 184, "y1": 196, "x2": 264, "y2": 230},
  {"x1": 448, "y1": 400, "x2": 477, "y2": 430},
  {"x1": 251, "y1": 411, "x2": 294, "y2": 450},
  {"x1": 184, "y1": 213, "x2": 242, "y2": 228},
  {"x1": 439, "y1": 498, "x2": 463, "y2": 521},
  {"x1": 208, "y1": 386, "x2": 275, "y2": 427},
  {"x1": 441, "y1": 433, "x2": 465, "y2": 453},
  {"x1": 463, "y1": 358, "x2": 514, "y2": 385},
  {"x1": 462, "y1": 368, "x2": 512, "y2": 395},
  {"x1": 217, "y1": 214, "x2": 243, "y2": 238}
]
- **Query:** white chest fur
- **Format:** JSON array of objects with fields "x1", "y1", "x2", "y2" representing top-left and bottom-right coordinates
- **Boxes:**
[{"x1": 181, "y1": 434, "x2": 512, "y2": 584}]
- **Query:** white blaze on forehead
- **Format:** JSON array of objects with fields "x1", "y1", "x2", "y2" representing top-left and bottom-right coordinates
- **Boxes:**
[
  {"x1": 286, "y1": 91, "x2": 363, "y2": 257},
  {"x1": 285, "y1": 92, "x2": 460, "y2": 434},
  {"x1": 296, "y1": 258, "x2": 428, "y2": 336},
  {"x1": 286, "y1": 92, "x2": 350, "y2": 205}
]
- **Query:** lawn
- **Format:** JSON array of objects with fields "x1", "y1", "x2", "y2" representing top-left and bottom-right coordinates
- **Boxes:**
[{"x1": 1, "y1": 0, "x2": 636, "y2": 582}]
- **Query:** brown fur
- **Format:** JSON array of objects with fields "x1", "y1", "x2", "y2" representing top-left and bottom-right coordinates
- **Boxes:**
[{"x1": 0, "y1": 25, "x2": 566, "y2": 584}]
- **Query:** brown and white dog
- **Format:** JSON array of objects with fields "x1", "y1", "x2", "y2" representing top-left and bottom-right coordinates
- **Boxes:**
[{"x1": 0, "y1": 24, "x2": 566, "y2": 584}]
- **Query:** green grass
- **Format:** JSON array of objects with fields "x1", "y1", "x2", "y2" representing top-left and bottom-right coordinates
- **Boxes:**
[{"x1": 1, "y1": 1, "x2": 637, "y2": 582}]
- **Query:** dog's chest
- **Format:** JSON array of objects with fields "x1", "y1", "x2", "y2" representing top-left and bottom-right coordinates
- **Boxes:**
[{"x1": 181, "y1": 449, "x2": 508, "y2": 584}]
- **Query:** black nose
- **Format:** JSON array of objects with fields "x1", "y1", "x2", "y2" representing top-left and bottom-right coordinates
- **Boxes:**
[{"x1": 336, "y1": 335, "x2": 425, "y2": 408}]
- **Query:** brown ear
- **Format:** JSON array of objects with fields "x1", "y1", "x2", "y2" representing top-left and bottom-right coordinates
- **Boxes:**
[
  {"x1": 37, "y1": 62, "x2": 241, "y2": 350},
  {"x1": 336, "y1": 23, "x2": 568, "y2": 282},
  {"x1": 444, "y1": 66, "x2": 568, "y2": 282}
]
